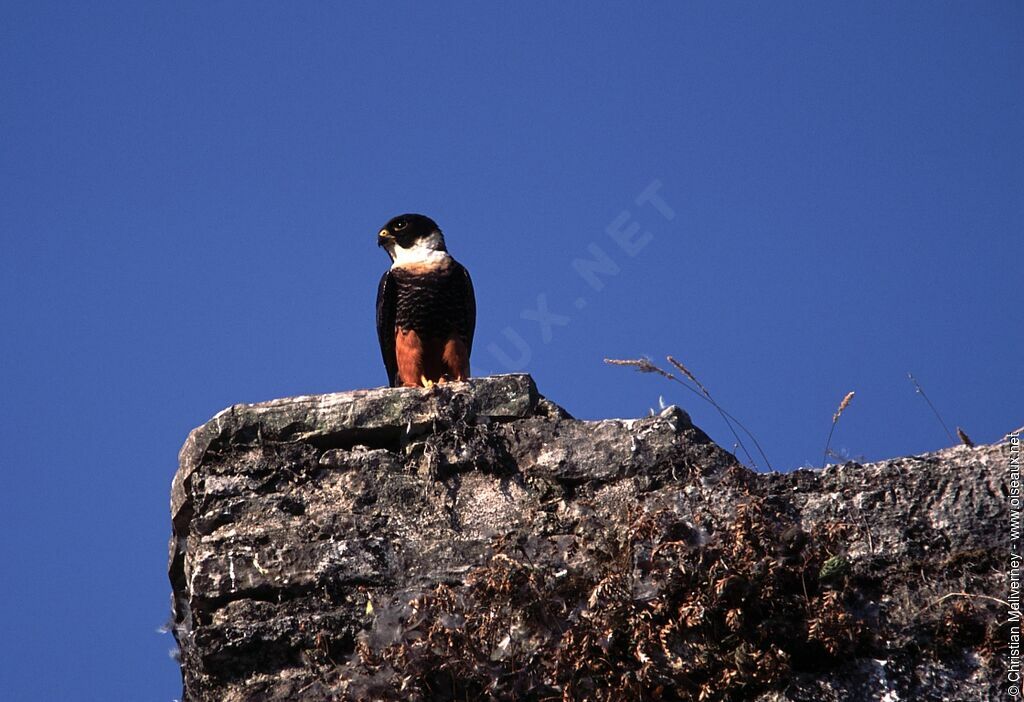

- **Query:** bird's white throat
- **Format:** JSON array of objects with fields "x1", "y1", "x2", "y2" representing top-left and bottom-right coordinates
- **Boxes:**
[{"x1": 389, "y1": 231, "x2": 451, "y2": 268}]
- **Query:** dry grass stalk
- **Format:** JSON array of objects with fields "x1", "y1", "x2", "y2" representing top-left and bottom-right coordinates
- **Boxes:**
[
  {"x1": 907, "y1": 372, "x2": 956, "y2": 443},
  {"x1": 926, "y1": 591, "x2": 1010, "y2": 611},
  {"x1": 666, "y1": 355, "x2": 700, "y2": 387},
  {"x1": 833, "y1": 391, "x2": 854, "y2": 423},
  {"x1": 822, "y1": 391, "x2": 855, "y2": 469},
  {"x1": 604, "y1": 356, "x2": 772, "y2": 471},
  {"x1": 604, "y1": 357, "x2": 672, "y2": 380}
]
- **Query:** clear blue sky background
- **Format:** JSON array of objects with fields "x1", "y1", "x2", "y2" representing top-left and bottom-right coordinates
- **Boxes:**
[{"x1": 1, "y1": 2, "x2": 1020, "y2": 699}]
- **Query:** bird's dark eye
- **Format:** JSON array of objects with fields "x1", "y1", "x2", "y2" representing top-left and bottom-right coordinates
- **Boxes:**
[{"x1": 393, "y1": 220, "x2": 407, "y2": 231}]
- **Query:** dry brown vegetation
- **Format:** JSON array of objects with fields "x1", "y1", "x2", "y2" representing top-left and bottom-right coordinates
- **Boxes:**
[{"x1": 338, "y1": 492, "x2": 1000, "y2": 701}]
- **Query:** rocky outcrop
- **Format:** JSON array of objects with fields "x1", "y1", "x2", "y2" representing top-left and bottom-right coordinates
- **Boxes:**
[{"x1": 169, "y1": 375, "x2": 1010, "y2": 701}]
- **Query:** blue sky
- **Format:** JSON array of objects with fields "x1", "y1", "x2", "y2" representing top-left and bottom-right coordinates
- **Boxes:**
[{"x1": 1, "y1": 2, "x2": 1021, "y2": 699}]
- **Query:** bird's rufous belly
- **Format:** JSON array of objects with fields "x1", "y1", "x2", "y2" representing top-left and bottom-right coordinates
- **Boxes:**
[{"x1": 395, "y1": 329, "x2": 470, "y2": 387}]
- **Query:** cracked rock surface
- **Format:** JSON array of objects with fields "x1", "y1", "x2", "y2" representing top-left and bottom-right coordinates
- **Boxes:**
[{"x1": 169, "y1": 375, "x2": 1010, "y2": 701}]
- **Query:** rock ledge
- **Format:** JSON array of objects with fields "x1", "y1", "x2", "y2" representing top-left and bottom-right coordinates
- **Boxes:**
[{"x1": 169, "y1": 375, "x2": 1009, "y2": 701}]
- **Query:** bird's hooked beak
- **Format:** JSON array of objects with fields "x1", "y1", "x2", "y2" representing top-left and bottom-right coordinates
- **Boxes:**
[{"x1": 377, "y1": 229, "x2": 393, "y2": 247}]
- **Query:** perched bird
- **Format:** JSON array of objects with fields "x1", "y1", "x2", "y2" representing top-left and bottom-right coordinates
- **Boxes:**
[{"x1": 375, "y1": 214, "x2": 476, "y2": 388}]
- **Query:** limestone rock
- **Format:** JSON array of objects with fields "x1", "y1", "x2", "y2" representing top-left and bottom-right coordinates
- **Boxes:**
[{"x1": 169, "y1": 375, "x2": 1009, "y2": 701}]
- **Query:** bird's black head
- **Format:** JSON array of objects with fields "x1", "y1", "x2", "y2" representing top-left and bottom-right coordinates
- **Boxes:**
[{"x1": 377, "y1": 213, "x2": 447, "y2": 262}]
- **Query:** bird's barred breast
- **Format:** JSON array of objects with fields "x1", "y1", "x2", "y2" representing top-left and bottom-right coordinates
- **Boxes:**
[{"x1": 390, "y1": 265, "x2": 471, "y2": 338}]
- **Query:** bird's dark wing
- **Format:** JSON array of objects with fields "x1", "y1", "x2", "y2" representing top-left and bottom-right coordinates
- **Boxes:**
[
  {"x1": 376, "y1": 269, "x2": 398, "y2": 387},
  {"x1": 454, "y1": 262, "x2": 476, "y2": 357}
]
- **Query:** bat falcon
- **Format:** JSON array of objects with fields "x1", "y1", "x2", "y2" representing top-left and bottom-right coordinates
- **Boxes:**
[{"x1": 376, "y1": 214, "x2": 476, "y2": 388}]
